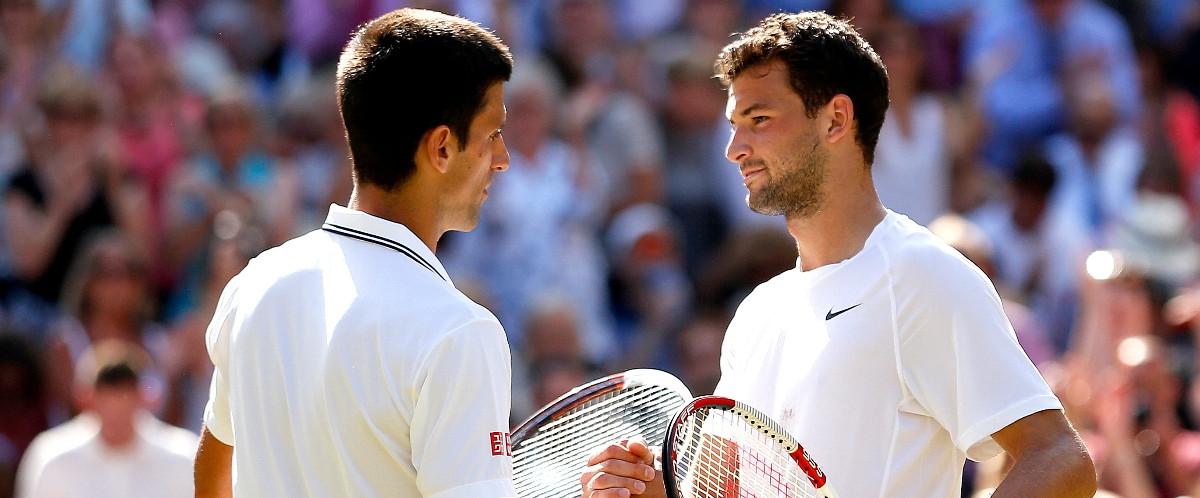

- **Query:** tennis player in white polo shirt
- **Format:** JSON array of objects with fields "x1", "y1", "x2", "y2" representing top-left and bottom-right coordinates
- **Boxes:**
[
  {"x1": 583, "y1": 12, "x2": 1097, "y2": 498},
  {"x1": 193, "y1": 9, "x2": 517, "y2": 498}
]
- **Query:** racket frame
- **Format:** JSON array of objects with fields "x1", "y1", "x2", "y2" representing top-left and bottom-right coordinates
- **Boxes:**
[
  {"x1": 662, "y1": 395, "x2": 839, "y2": 498},
  {"x1": 511, "y1": 368, "x2": 691, "y2": 446}
]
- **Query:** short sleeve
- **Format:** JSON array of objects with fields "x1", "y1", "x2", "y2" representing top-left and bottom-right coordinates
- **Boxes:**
[
  {"x1": 202, "y1": 273, "x2": 242, "y2": 445},
  {"x1": 895, "y1": 251, "x2": 1062, "y2": 461},
  {"x1": 410, "y1": 318, "x2": 516, "y2": 498},
  {"x1": 714, "y1": 290, "x2": 762, "y2": 398}
]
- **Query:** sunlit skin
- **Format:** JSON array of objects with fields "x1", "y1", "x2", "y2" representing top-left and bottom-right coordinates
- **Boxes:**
[
  {"x1": 441, "y1": 82, "x2": 511, "y2": 233},
  {"x1": 725, "y1": 65, "x2": 828, "y2": 219},
  {"x1": 347, "y1": 82, "x2": 510, "y2": 251},
  {"x1": 724, "y1": 60, "x2": 886, "y2": 272},
  {"x1": 582, "y1": 61, "x2": 1095, "y2": 498}
]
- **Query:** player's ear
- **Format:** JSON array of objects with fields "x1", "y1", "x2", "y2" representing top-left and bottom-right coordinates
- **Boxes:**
[
  {"x1": 420, "y1": 125, "x2": 454, "y2": 174},
  {"x1": 824, "y1": 94, "x2": 854, "y2": 145}
]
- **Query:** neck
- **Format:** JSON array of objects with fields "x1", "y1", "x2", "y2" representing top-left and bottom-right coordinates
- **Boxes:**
[
  {"x1": 348, "y1": 182, "x2": 442, "y2": 251},
  {"x1": 99, "y1": 418, "x2": 138, "y2": 450},
  {"x1": 785, "y1": 167, "x2": 886, "y2": 271}
]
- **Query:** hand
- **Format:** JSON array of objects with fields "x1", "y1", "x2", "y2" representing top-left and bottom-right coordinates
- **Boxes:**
[{"x1": 581, "y1": 437, "x2": 665, "y2": 498}]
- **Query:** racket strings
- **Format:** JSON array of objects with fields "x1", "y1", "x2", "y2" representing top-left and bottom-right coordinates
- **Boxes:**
[
  {"x1": 512, "y1": 384, "x2": 686, "y2": 498},
  {"x1": 672, "y1": 409, "x2": 820, "y2": 498}
]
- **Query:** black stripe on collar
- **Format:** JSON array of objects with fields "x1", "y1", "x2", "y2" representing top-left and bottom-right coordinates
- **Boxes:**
[{"x1": 321, "y1": 223, "x2": 445, "y2": 281}]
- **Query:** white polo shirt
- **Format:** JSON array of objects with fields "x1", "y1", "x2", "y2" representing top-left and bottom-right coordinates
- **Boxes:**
[
  {"x1": 204, "y1": 204, "x2": 516, "y2": 498},
  {"x1": 714, "y1": 210, "x2": 1062, "y2": 498},
  {"x1": 19, "y1": 413, "x2": 197, "y2": 498}
]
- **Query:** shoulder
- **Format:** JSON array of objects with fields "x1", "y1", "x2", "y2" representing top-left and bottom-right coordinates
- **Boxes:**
[
  {"x1": 143, "y1": 419, "x2": 201, "y2": 460},
  {"x1": 22, "y1": 416, "x2": 97, "y2": 466},
  {"x1": 410, "y1": 292, "x2": 506, "y2": 346},
  {"x1": 1074, "y1": 1, "x2": 1130, "y2": 32},
  {"x1": 228, "y1": 231, "x2": 327, "y2": 291},
  {"x1": 730, "y1": 269, "x2": 797, "y2": 324},
  {"x1": 877, "y1": 214, "x2": 996, "y2": 301}
]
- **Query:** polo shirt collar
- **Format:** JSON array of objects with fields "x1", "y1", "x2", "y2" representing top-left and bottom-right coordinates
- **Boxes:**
[{"x1": 322, "y1": 204, "x2": 451, "y2": 283}]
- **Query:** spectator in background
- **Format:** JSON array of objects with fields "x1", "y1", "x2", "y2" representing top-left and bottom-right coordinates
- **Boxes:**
[
  {"x1": 3, "y1": 66, "x2": 149, "y2": 305},
  {"x1": 695, "y1": 224, "x2": 796, "y2": 313},
  {"x1": 527, "y1": 357, "x2": 591, "y2": 414},
  {"x1": 15, "y1": 340, "x2": 196, "y2": 498},
  {"x1": 606, "y1": 203, "x2": 691, "y2": 368},
  {"x1": 0, "y1": 335, "x2": 46, "y2": 498},
  {"x1": 890, "y1": 0, "x2": 975, "y2": 91},
  {"x1": 46, "y1": 0, "x2": 151, "y2": 73},
  {"x1": 443, "y1": 58, "x2": 614, "y2": 362},
  {"x1": 1046, "y1": 76, "x2": 1143, "y2": 236},
  {"x1": 1061, "y1": 256, "x2": 1200, "y2": 497},
  {"x1": 164, "y1": 85, "x2": 298, "y2": 320},
  {"x1": 546, "y1": 0, "x2": 666, "y2": 213},
  {"x1": 929, "y1": 214, "x2": 1057, "y2": 369},
  {"x1": 672, "y1": 311, "x2": 727, "y2": 396},
  {"x1": 1107, "y1": 192, "x2": 1200, "y2": 290},
  {"x1": 870, "y1": 18, "x2": 957, "y2": 226},
  {"x1": 516, "y1": 297, "x2": 595, "y2": 419},
  {"x1": 965, "y1": 0, "x2": 1140, "y2": 170},
  {"x1": 659, "y1": 54, "x2": 738, "y2": 274},
  {"x1": 273, "y1": 70, "x2": 352, "y2": 233},
  {"x1": 161, "y1": 220, "x2": 259, "y2": 432},
  {"x1": 106, "y1": 33, "x2": 203, "y2": 257},
  {"x1": 196, "y1": 0, "x2": 308, "y2": 101},
  {"x1": 972, "y1": 152, "x2": 1090, "y2": 350},
  {"x1": 829, "y1": 0, "x2": 891, "y2": 41},
  {"x1": 43, "y1": 231, "x2": 167, "y2": 424},
  {"x1": 0, "y1": 0, "x2": 53, "y2": 181},
  {"x1": 648, "y1": 0, "x2": 746, "y2": 76}
]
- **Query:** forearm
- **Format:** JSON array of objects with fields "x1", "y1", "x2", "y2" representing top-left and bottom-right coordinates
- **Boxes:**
[
  {"x1": 6, "y1": 205, "x2": 70, "y2": 279},
  {"x1": 195, "y1": 426, "x2": 234, "y2": 498},
  {"x1": 991, "y1": 438, "x2": 1096, "y2": 498}
]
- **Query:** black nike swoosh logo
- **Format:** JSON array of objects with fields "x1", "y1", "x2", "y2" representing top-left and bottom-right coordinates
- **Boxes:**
[{"x1": 825, "y1": 304, "x2": 862, "y2": 321}]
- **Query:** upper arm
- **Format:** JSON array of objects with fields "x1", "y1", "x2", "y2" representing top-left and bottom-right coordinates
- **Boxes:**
[
  {"x1": 990, "y1": 409, "x2": 1097, "y2": 498},
  {"x1": 896, "y1": 249, "x2": 1062, "y2": 460},
  {"x1": 991, "y1": 409, "x2": 1082, "y2": 462},
  {"x1": 202, "y1": 274, "x2": 243, "y2": 445},
  {"x1": 194, "y1": 426, "x2": 234, "y2": 498},
  {"x1": 410, "y1": 318, "x2": 516, "y2": 498}
]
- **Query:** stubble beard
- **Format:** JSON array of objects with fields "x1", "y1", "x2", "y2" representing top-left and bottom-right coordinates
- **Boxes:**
[{"x1": 746, "y1": 135, "x2": 827, "y2": 218}]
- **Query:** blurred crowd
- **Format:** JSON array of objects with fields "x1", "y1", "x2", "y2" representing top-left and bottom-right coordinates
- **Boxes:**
[{"x1": 0, "y1": 0, "x2": 1198, "y2": 496}]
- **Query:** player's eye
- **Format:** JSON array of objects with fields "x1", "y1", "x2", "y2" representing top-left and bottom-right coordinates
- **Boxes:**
[{"x1": 752, "y1": 116, "x2": 769, "y2": 125}]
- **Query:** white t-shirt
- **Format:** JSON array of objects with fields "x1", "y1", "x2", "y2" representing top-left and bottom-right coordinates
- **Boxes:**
[
  {"x1": 204, "y1": 204, "x2": 516, "y2": 498},
  {"x1": 714, "y1": 210, "x2": 1061, "y2": 498},
  {"x1": 16, "y1": 415, "x2": 99, "y2": 498},
  {"x1": 19, "y1": 413, "x2": 197, "y2": 498},
  {"x1": 872, "y1": 95, "x2": 950, "y2": 226}
]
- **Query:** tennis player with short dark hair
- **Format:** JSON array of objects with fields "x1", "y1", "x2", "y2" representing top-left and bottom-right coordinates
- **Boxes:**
[
  {"x1": 583, "y1": 12, "x2": 1096, "y2": 498},
  {"x1": 194, "y1": 9, "x2": 518, "y2": 497}
]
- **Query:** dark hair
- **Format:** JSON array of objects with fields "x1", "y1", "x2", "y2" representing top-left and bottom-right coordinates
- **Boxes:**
[
  {"x1": 77, "y1": 339, "x2": 150, "y2": 389},
  {"x1": 1010, "y1": 151, "x2": 1058, "y2": 197},
  {"x1": 715, "y1": 12, "x2": 889, "y2": 165},
  {"x1": 336, "y1": 8, "x2": 513, "y2": 190},
  {"x1": 0, "y1": 334, "x2": 45, "y2": 402}
]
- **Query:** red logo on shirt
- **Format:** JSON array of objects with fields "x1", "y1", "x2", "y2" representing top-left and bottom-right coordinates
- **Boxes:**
[{"x1": 490, "y1": 432, "x2": 511, "y2": 456}]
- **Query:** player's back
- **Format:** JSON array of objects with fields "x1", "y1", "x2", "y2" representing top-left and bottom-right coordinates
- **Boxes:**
[{"x1": 205, "y1": 217, "x2": 511, "y2": 497}]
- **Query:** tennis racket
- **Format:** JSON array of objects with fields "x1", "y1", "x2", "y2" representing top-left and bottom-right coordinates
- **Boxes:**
[
  {"x1": 663, "y1": 396, "x2": 838, "y2": 498},
  {"x1": 510, "y1": 368, "x2": 692, "y2": 498}
]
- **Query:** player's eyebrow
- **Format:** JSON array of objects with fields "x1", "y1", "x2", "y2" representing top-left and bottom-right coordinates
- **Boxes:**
[{"x1": 728, "y1": 103, "x2": 770, "y2": 123}]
